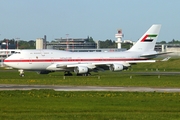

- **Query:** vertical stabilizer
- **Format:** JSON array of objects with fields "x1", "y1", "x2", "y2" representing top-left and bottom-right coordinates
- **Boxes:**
[{"x1": 128, "y1": 24, "x2": 161, "y2": 52}]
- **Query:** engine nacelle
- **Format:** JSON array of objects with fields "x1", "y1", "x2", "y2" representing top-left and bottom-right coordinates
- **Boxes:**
[
  {"x1": 109, "y1": 64, "x2": 124, "y2": 71},
  {"x1": 74, "y1": 66, "x2": 88, "y2": 74}
]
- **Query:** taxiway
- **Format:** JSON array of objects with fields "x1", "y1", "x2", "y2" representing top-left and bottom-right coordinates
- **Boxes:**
[{"x1": 0, "y1": 84, "x2": 180, "y2": 92}]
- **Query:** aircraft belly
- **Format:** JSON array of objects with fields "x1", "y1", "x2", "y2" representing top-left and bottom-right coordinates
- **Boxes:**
[
  {"x1": 8, "y1": 62, "x2": 50, "y2": 70},
  {"x1": 5, "y1": 62, "x2": 20, "y2": 69}
]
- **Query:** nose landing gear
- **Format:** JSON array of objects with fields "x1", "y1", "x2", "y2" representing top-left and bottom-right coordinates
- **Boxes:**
[{"x1": 18, "y1": 69, "x2": 25, "y2": 77}]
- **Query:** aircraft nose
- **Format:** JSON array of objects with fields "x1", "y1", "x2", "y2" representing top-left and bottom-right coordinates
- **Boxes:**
[
  {"x1": 3, "y1": 58, "x2": 11, "y2": 67},
  {"x1": 3, "y1": 59, "x2": 8, "y2": 66}
]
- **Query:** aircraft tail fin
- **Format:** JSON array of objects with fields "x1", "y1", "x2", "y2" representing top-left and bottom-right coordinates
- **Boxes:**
[{"x1": 128, "y1": 24, "x2": 161, "y2": 52}]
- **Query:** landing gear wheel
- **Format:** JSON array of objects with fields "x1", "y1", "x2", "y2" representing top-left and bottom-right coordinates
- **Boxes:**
[
  {"x1": 18, "y1": 69, "x2": 25, "y2": 77},
  {"x1": 84, "y1": 73, "x2": 91, "y2": 76},
  {"x1": 64, "y1": 71, "x2": 73, "y2": 76},
  {"x1": 77, "y1": 73, "x2": 91, "y2": 76},
  {"x1": 20, "y1": 74, "x2": 25, "y2": 77}
]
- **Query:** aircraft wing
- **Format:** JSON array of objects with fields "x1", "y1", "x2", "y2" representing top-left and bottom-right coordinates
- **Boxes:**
[
  {"x1": 46, "y1": 60, "x2": 156, "y2": 71},
  {"x1": 60, "y1": 60, "x2": 156, "y2": 68},
  {"x1": 92, "y1": 60, "x2": 156, "y2": 66}
]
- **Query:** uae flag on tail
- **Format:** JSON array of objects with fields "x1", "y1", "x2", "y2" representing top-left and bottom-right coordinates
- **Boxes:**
[{"x1": 141, "y1": 34, "x2": 157, "y2": 42}]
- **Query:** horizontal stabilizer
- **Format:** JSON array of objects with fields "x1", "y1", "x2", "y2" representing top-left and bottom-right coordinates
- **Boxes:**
[
  {"x1": 161, "y1": 57, "x2": 171, "y2": 61},
  {"x1": 140, "y1": 52, "x2": 172, "y2": 58}
]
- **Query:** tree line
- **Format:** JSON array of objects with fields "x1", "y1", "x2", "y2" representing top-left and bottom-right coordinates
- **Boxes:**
[
  {"x1": 0, "y1": 39, "x2": 36, "y2": 49},
  {"x1": 0, "y1": 38, "x2": 180, "y2": 49}
]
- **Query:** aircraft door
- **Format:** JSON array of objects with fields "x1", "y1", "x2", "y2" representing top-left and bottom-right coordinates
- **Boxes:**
[
  {"x1": 51, "y1": 57, "x2": 54, "y2": 64},
  {"x1": 29, "y1": 58, "x2": 32, "y2": 64},
  {"x1": 41, "y1": 50, "x2": 45, "y2": 56}
]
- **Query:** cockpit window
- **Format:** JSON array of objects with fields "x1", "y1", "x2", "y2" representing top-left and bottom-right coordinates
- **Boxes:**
[{"x1": 15, "y1": 52, "x2": 21, "y2": 54}]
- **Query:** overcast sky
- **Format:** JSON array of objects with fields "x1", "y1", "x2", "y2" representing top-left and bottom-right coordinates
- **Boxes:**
[{"x1": 0, "y1": 0, "x2": 180, "y2": 42}]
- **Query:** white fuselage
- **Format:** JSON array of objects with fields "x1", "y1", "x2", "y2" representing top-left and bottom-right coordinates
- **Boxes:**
[{"x1": 4, "y1": 49, "x2": 151, "y2": 71}]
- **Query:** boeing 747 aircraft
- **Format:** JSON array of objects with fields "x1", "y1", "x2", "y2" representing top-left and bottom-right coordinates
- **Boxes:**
[{"x1": 4, "y1": 24, "x2": 164, "y2": 77}]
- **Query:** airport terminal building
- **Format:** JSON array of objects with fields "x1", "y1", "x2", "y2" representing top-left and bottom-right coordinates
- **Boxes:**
[
  {"x1": 46, "y1": 38, "x2": 97, "y2": 50},
  {"x1": 155, "y1": 44, "x2": 180, "y2": 57}
]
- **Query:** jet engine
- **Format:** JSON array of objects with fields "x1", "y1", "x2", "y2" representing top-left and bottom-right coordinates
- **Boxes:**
[
  {"x1": 74, "y1": 66, "x2": 88, "y2": 74},
  {"x1": 109, "y1": 64, "x2": 124, "y2": 71}
]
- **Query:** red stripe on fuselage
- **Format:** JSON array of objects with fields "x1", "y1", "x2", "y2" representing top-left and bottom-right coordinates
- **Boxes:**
[{"x1": 4, "y1": 58, "x2": 149, "y2": 62}]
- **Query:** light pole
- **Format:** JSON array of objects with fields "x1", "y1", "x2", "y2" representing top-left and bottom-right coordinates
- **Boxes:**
[
  {"x1": 15, "y1": 37, "x2": 20, "y2": 49},
  {"x1": 66, "y1": 34, "x2": 69, "y2": 51}
]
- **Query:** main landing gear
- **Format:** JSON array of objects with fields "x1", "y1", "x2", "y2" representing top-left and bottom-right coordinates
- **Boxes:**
[
  {"x1": 77, "y1": 72, "x2": 91, "y2": 76},
  {"x1": 18, "y1": 69, "x2": 25, "y2": 77},
  {"x1": 18, "y1": 70, "x2": 92, "y2": 77},
  {"x1": 64, "y1": 71, "x2": 73, "y2": 76},
  {"x1": 64, "y1": 71, "x2": 91, "y2": 76}
]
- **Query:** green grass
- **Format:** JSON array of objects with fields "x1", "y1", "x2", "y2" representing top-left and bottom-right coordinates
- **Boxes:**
[
  {"x1": 131, "y1": 58, "x2": 180, "y2": 71},
  {"x1": 1, "y1": 70, "x2": 180, "y2": 87},
  {"x1": 0, "y1": 59, "x2": 180, "y2": 119},
  {"x1": 0, "y1": 90, "x2": 180, "y2": 120}
]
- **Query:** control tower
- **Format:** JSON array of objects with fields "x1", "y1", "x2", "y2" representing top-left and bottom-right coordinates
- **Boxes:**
[{"x1": 115, "y1": 29, "x2": 123, "y2": 49}]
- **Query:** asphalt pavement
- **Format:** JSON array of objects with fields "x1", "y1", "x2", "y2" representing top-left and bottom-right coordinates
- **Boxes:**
[{"x1": 0, "y1": 84, "x2": 180, "y2": 92}]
